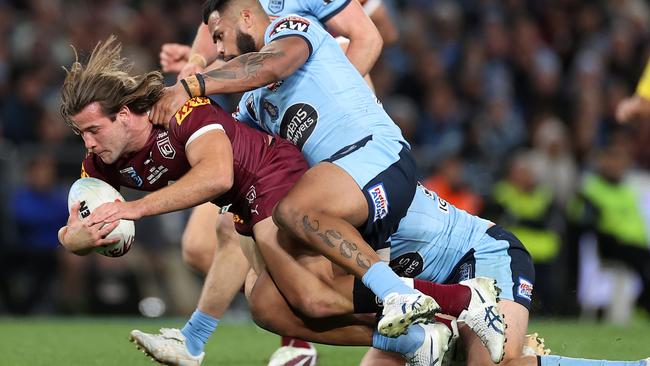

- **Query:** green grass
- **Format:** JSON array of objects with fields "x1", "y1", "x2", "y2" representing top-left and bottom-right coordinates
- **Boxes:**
[{"x1": 1, "y1": 317, "x2": 648, "y2": 365}]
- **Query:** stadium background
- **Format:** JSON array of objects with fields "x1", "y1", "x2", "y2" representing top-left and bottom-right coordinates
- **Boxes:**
[{"x1": 0, "y1": 0, "x2": 649, "y2": 364}]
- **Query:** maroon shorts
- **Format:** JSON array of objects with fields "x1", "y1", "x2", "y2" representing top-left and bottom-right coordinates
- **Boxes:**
[{"x1": 234, "y1": 137, "x2": 308, "y2": 235}]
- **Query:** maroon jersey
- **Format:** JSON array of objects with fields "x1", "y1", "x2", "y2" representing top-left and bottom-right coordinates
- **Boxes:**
[{"x1": 81, "y1": 97, "x2": 308, "y2": 235}]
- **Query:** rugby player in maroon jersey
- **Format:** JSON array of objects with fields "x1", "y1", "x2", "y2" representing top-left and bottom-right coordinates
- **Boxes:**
[
  {"x1": 56, "y1": 36, "x2": 365, "y2": 363},
  {"x1": 58, "y1": 37, "x2": 497, "y2": 366}
]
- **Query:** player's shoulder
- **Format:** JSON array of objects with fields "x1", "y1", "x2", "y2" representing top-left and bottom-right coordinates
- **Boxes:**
[
  {"x1": 267, "y1": 13, "x2": 319, "y2": 38},
  {"x1": 171, "y1": 97, "x2": 218, "y2": 127}
]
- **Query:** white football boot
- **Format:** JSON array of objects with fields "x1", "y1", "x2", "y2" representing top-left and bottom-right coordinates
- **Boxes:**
[
  {"x1": 405, "y1": 322, "x2": 453, "y2": 366},
  {"x1": 267, "y1": 342, "x2": 317, "y2": 366},
  {"x1": 458, "y1": 277, "x2": 506, "y2": 364},
  {"x1": 378, "y1": 291, "x2": 441, "y2": 338},
  {"x1": 129, "y1": 328, "x2": 204, "y2": 366}
]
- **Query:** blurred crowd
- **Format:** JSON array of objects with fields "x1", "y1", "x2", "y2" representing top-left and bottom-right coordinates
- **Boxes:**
[{"x1": 1, "y1": 0, "x2": 649, "y2": 320}]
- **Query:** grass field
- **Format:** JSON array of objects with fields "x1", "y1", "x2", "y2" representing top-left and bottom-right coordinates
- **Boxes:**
[{"x1": 1, "y1": 317, "x2": 648, "y2": 365}]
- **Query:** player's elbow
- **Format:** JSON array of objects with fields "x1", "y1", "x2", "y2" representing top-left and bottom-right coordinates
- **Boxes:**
[
  {"x1": 206, "y1": 171, "x2": 234, "y2": 199},
  {"x1": 362, "y1": 29, "x2": 383, "y2": 56}
]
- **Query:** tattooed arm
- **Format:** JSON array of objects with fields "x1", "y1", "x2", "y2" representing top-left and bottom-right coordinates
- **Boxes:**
[
  {"x1": 149, "y1": 37, "x2": 309, "y2": 125},
  {"x1": 202, "y1": 38, "x2": 309, "y2": 93}
]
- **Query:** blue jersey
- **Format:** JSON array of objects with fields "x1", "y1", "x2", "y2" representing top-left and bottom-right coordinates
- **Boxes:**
[
  {"x1": 389, "y1": 184, "x2": 493, "y2": 282},
  {"x1": 261, "y1": 0, "x2": 351, "y2": 23},
  {"x1": 234, "y1": 15, "x2": 406, "y2": 167}
]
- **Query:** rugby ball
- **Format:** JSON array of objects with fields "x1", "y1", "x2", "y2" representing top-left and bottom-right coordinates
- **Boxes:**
[{"x1": 67, "y1": 177, "x2": 135, "y2": 257}]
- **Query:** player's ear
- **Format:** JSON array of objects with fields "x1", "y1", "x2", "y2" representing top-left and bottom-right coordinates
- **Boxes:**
[
  {"x1": 240, "y1": 9, "x2": 253, "y2": 28},
  {"x1": 116, "y1": 105, "x2": 131, "y2": 124}
]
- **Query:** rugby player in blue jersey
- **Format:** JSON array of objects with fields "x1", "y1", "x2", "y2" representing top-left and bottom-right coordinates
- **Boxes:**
[{"x1": 150, "y1": 0, "x2": 491, "y2": 354}]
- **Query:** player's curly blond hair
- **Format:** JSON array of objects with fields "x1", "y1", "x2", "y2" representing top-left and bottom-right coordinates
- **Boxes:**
[{"x1": 60, "y1": 35, "x2": 164, "y2": 127}]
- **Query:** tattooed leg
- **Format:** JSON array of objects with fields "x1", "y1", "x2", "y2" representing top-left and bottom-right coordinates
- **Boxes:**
[{"x1": 272, "y1": 162, "x2": 380, "y2": 279}]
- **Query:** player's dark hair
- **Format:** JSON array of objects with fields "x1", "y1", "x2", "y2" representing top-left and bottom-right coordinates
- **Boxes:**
[
  {"x1": 202, "y1": 0, "x2": 230, "y2": 24},
  {"x1": 60, "y1": 35, "x2": 164, "y2": 127}
]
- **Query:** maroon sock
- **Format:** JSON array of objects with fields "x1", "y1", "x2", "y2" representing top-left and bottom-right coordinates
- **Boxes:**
[
  {"x1": 434, "y1": 315, "x2": 453, "y2": 331},
  {"x1": 281, "y1": 336, "x2": 311, "y2": 349},
  {"x1": 413, "y1": 279, "x2": 471, "y2": 317}
]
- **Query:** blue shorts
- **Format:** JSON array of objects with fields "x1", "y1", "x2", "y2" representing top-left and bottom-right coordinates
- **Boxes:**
[
  {"x1": 325, "y1": 135, "x2": 417, "y2": 251},
  {"x1": 443, "y1": 225, "x2": 535, "y2": 310}
]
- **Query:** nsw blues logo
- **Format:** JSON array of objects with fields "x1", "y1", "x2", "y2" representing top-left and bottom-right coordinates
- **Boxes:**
[
  {"x1": 517, "y1": 277, "x2": 533, "y2": 301},
  {"x1": 268, "y1": 0, "x2": 284, "y2": 14},
  {"x1": 368, "y1": 183, "x2": 389, "y2": 222}
]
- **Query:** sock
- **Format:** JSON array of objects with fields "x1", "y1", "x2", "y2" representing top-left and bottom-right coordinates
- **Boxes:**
[
  {"x1": 411, "y1": 279, "x2": 471, "y2": 317},
  {"x1": 181, "y1": 309, "x2": 219, "y2": 356},
  {"x1": 372, "y1": 324, "x2": 424, "y2": 355},
  {"x1": 281, "y1": 336, "x2": 311, "y2": 349},
  {"x1": 353, "y1": 278, "x2": 382, "y2": 313},
  {"x1": 362, "y1": 262, "x2": 417, "y2": 300},
  {"x1": 538, "y1": 355, "x2": 647, "y2": 366}
]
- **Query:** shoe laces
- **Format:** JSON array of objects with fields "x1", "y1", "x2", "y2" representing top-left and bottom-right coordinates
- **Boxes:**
[{"x1": 467, "y1": 303, "x2": 505, "y2": 341}]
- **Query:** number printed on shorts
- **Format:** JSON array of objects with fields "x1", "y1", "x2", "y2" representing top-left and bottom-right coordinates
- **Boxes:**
[{"x1": 437, "y1": 197, "x2": 449, "y2": 213}]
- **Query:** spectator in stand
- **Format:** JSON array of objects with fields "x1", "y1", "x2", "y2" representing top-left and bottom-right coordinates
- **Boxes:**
[
  {"x1": 422, "y1": 155, "x2": 482, "y2": 215},
  {"x1": 1, "y1": 155, "x2": 68, "y2": 314}
]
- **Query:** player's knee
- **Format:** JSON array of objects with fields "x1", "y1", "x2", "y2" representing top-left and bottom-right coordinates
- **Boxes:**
[
  {"x1": 249, "y1": 291, "x2": 294, "y2": 336},
  {"x1": 181, "y1": 240, "x2": 211, "y2": 275},
  {"x1": 216, "y1": 213, "x2": 238, "y2": 245}
]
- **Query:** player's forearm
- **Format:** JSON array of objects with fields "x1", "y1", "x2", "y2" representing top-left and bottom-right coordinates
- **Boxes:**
[
  {"x1": 199, "y1": 52, "x2": 287, "y2": 94},
  {"x1": 345, "y1": 34, "x2": 382, "y2": 76},
  {"x1": 137, "y1": 163, "x2": 232, "y2": 218}
]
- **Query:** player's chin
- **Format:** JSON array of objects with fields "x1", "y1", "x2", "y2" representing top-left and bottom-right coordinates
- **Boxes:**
[{"x1": 99, "y1": 151, "x2": 117, "y2": 164}]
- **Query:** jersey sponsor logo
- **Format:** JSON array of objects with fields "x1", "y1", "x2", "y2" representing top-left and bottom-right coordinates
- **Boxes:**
[
  {"x1": 280, "y1": 103, "x2": 318, "y2": 149},
  {"x1": 389, "y1": 252, "x2": 424, "y2": 278},
  {"x1": 270, "y1": 16, "x2": 310, "y2": 37},
  {"x1": 368, "y1": 183, "x2": 389, "y2": 222},
  {"x1": 119, "y1": 167, "x2": 143, "y2": 187},
  {"x1": 517, "y1": 277, "x2": 533, "y2": 301},
  {"x1": 147, "y1": 164, "x2": 169, "y2": 184},
  {"x1": 245, "y1": 94, "x2": 258, "y2": 121},
  {"x1": 157, "y1": 136, "x2": 176, "y2": 159},
  {"x1": 174, "y1": 97, "x2": 211, "y2": 125},
  {"x1": 263, "y1": 100, "x2": 279, "y2": 119},
  {"x1": 267, "y1": 0, "x2": 284, "y2": 14}
]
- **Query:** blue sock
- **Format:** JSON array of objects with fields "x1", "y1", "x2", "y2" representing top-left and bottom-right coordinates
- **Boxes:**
[
  {"x1": 180, "y1": 310, "x2": 219, "y2": 356},
  {"x1": 362, "y1": 262, "x2": 417, "y2": 300},
  {"x1": 539, "y1": 355, "x2": 647, "y2": 366},
  {"x1": 372, "y1": 324, "x2": 424, "y2": 354}
]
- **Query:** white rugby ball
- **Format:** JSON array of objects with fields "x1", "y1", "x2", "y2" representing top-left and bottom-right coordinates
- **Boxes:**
[{"x1": 67, "y1": 177, "x2": 135, "y2": 257}]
